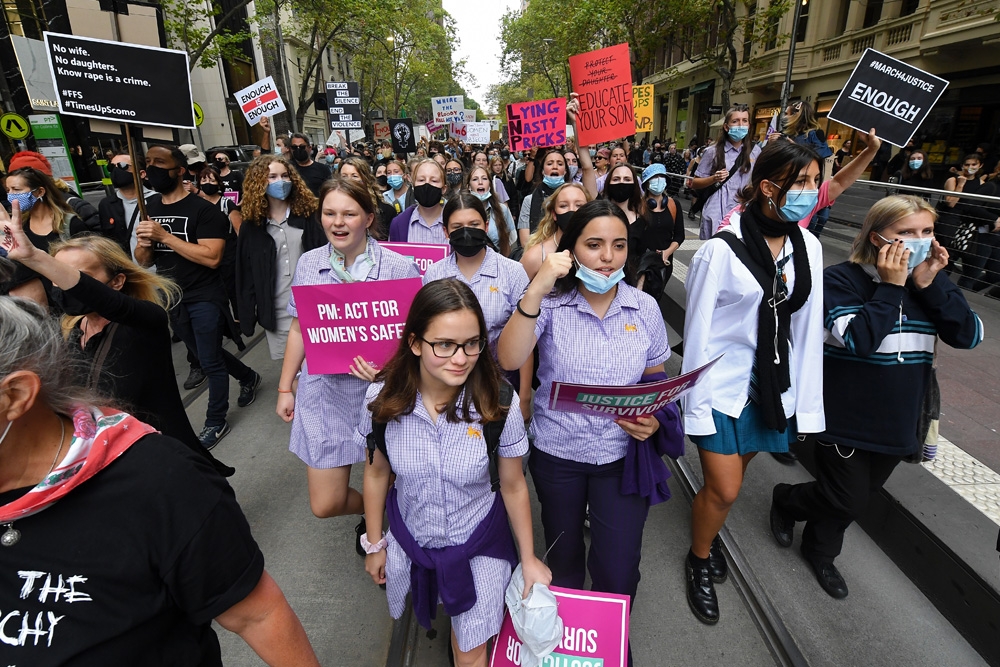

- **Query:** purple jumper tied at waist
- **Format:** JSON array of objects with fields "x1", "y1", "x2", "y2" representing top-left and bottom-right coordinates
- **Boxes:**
[
  {"x1": 386, "y1": 485, "x2": 518, "y2": 629},
  {"x1": 620, "y1": 371, "x2": 685, "y2": 505}
]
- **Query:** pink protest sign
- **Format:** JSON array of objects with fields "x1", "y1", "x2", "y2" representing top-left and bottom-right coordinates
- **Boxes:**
[
  {"x1": 223, "y1": 191, "x2": 240, "y2": 206},
  {"x1": 549, "y1": 357, "x2": 721, "y2": 420},
  {"x1": 490, "y1": 586, "x2": 630, "y2": 667},
  {"x1": 426, "y1": 120, "x2": 445, "y2": 133},
  {"x1": 379, "y1": 242, "x2": 450, "y2": 276},
  {"x1": 291, "y1": 278, "x2": 423, "y2": 374},
  {"x1": 506, "y1": 97, "x2": 567, "y2": 152}
]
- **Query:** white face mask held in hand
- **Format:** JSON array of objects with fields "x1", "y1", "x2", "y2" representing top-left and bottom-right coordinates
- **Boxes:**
[{"x1": 504, "y1": 563, "x2": 563, "y2": 667}]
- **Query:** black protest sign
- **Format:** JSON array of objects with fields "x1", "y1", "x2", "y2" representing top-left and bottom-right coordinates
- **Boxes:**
[
  {"x1": 44, "y1": 32, "x2": 194, "y2": 129},
  {"x1": 389, "y1": 118, "x2": 415, "y2": 154},
  {"x1": 827, "y1": 48, "x2": 948, "y2": 148},
  {"x1": 327, "y1": 81, "x2": 362, "y2": 130}
]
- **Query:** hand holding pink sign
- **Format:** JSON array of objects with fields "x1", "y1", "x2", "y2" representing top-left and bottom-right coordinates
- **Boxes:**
[{"x1": 292, "y1": 278, "x2": 422, "y2": 374}]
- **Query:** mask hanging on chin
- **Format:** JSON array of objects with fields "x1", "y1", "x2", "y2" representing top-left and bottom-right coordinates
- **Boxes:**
[{"x1": 573, "y1": 256, "x2": 624, "y2": 294}]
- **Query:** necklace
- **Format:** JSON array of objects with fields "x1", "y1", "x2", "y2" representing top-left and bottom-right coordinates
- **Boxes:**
[{"x1": 1, "y1": 417, "x2": 66, "y2": 548}]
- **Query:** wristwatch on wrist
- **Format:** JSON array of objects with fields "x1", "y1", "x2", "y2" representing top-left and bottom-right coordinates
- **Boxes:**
[{"x1": 360, "y1": 532, "x2": 388, "y2": 554}]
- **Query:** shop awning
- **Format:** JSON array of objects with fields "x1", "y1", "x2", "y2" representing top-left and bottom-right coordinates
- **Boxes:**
[{"x1": 690, "y1": 81, "x2": 713, "y2": 93}]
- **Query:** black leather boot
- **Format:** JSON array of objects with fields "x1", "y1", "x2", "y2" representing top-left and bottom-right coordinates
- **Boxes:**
[
  {"x1": 686, "y1": 551, "x2": 719, "y2": 624},
  {"x1": 708, "y1": 535, "x2": 728, "y2": 583}
]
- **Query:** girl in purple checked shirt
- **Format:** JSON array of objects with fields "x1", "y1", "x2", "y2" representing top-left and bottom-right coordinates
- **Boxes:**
[
  {"x1": 275, "y1": 178, "x2": 419, "y2": 551},
  {"x1": 359, "y1": 280, "x2": 550, "y2": 667},
  {"x1": 498, "y1": 199, "x2": 682, "y2": 667}
]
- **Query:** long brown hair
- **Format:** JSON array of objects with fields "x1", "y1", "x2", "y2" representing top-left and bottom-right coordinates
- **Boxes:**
[
  {"x1": 711, "y1": 107, "x2": 755, "y2": 175},
  {"x1": 240, "y1": 155, "x2": 318, "y2": 222},
  {"x1": 368, "y1": 280, "x2": 505, "y2": 424},
  {"x1": 465, "y1": 166, "x2": 511, "y2": 256}
]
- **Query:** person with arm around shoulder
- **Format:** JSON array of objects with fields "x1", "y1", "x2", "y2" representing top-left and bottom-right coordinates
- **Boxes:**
[
  {"x1": 360, "y1": 279, "x2": 550, "y2": 667},
  {"x1": 770, "y1": 195, "x2": 983, "y2": 599},
  {"x1": 681, "y1": 140, "x2": 827, "y2": 624}
]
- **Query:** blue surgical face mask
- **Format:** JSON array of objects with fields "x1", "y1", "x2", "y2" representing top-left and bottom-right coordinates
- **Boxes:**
[
  {"x1": 775, "y1": 188, "x2": 819, "y2": 222},
  {"x1": 387, "y1": 174, "x2": 404, "y2": 190},
  {"x1": 568, "y1": 164, "x2": 579, "y2": 179},
  {"x1": 877, "y1": 234, "x2": 933, "y2": 269},
  {"x1": 589, "y1": 149, "x2": 597, "y2": 158},
  {"x1": 646, "y1": 177, "x2": 667, "y2": 195},
  {"x1": 543, "y1": 174, "x2": 564, "y2": 189},
  {"x1": 909, "y1": 159, "x2": 923, "y2": 170},
  {"x1": 727, "y1": 126, "x2": 749, "y2": 141},
  {"x1": 473, "y1": 190, "x2": 491, "y2": 202},
  {"x1": 7, "y1": 191, "x2": 39, "y2": 212},
  {"x1": 266, "y1": 180, "x2": 292, "y2": 200},
  {"x1": 573, "y1": 255, "x2": 625, "y2": 294}
]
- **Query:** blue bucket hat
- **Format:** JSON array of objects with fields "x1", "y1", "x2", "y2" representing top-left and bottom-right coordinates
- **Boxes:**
[{"x1": 641, "y1": 163, "x2": 668, "y2": 184}]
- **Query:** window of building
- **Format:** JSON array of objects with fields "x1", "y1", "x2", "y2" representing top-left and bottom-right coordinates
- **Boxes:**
[
  {"x1": 764, "y1": 12, "x2": 779, "y2": 50},
  {"x1": 900, "y1": 0, "x2": 920, "y2": 16},
  {"x1": 3, "y1": 0, "x2": 47, "y2": 39},
  {"x1": 863, "y1": 0, "x2": 884, "y2": 28},
  {"x1": 795, "y1": 0, "x2": 809, "y2": 43},
  {"x1": 743, "y1": 2, "x2": 757, "y2": 63}
]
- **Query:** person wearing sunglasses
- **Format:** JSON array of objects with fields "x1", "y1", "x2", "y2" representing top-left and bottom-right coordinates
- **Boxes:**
[{"x1": 212, "y1": 151, "x2": 243, "y2": 204}]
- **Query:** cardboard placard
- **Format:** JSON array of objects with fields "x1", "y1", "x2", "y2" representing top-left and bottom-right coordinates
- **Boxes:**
[
  {"x1": 373, "y1": 121, "x2": 390, "y2": 141},
  {"x1": 449, "y1": 122, "x2": 467, "y2": 140},
  {"x1": 633, "y1": 84, "x2": 654, "y2": 133},
  {"x1": 43, "y1": 32, "x2": 194, "y2": 129},
  {"x1": 465, "y1": 121, "x2": 491, "y2": 144},
  {"x1": 827, "y1": 48, "x2": 948, "y2": 148},
  {"x1": 425, "y1": 120, "x2": 445, "y2": 134},
  {"x1": 292, "y1": 278, "x2": 423, "y2": 374},
  {"x1": 379, "y1": 242, "x2": 450, "y2": 275},
  {"x1": 389, "y1": 118, "x2": 416, "y2": 153},
  {"x1": 549, "y1": 357, "x2": 720, "y2": 420},
  {"x1": 490, "y1": 586, "x2": 630, "y2": 667},
  {"x1": 432, "y1": 95, "x2": 464, "y2": 123},
  {"x1": 326, "y1": 81, "x2": 362, "y2": 130},
  {"x1": 569, "y1": 43, "x2": 634, "y2": 146},
  {"x1": 234, "y1": 76, "x2": 286, "y2": 126},
  {"x1": 506, "y1": 97, "x2": 567, "y2": 152},
  {"x1": 462, "y1": 108, "x2": 477, "y2": 123}
]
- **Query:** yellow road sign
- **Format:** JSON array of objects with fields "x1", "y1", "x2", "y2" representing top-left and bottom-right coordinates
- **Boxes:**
[
  {"x1": 193, "y1": 102, "x2": 204, "y2": 127},
  {"x1": 1, "y1": 112, "x2": 30, "y2": 140}
]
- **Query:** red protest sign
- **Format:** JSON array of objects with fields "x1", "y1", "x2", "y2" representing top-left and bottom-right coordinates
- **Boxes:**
[
  {"x1": 506, "y1": 97, "x2": 567, "y2": 152},
  {"x1": 569, "y1": 43, "x2": 634, "y2": 146}
]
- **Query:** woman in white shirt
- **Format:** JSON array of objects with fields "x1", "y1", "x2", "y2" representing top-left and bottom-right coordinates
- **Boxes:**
[{"x1": 681, "y1": 140, "x2": 826, "y2": 625}]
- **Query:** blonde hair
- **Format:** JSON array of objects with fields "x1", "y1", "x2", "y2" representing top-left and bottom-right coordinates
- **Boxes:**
[
  {"x1": 411, "y1": 158, "x2": 446, "y2": 185},
  {"x1": 526, "y1": 182, "x2": 591, "y2": 249},
  {"x1": 784, "y1": 101, "x2": 822, "y2": 137},
  {"x1": 48, "y1": 235, "x2": 182, "y2": 335},
  {"x1": 849, "y1": 195, "x2": 937, "y2": 265}
]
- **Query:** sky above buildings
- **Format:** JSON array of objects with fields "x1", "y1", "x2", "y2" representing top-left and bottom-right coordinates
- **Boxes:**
[{"x1": 442, "y1": 0, "x2": 519, "y2": 113}]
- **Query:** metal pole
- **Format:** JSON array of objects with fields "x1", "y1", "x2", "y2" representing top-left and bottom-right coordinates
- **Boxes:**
[{"x1": 778, "y1": 0, "x2": 804, "y2": 118}]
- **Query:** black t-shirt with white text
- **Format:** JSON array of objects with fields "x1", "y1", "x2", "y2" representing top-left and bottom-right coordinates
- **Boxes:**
[
  {"x1": 0, "y1": 434, "x2": 264, "y2": 666},
  {"x1": 219, "y1": 170, "x2": 243, "y2": 199},
  {"x1": 147, "y1": 193, "x2": 229, "y2": 303}
]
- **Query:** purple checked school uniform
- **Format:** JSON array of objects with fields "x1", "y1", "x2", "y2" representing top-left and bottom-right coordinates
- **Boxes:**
[
  {"x1": 354, "y1": 383, "x2": 529, "y2": 652},
  {"x1": 531, "y1": 283, "x2": 671, "y2": 464},
  {"x1": 422, "y1": 248, "x2": 529, "y2": 357},
  {"x1": 287, "y1": 239, "x2": 420, "y2": 469}
]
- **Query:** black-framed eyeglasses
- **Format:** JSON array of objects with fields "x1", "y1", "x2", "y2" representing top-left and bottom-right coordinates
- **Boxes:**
[{"x1": 420, "y1": 337, "x2": 486, "y2": 358}]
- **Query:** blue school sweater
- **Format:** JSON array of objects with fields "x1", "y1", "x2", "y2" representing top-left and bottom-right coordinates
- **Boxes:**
[{"x1": 822, "y1": 262, "x2": 983, "y2": 455}]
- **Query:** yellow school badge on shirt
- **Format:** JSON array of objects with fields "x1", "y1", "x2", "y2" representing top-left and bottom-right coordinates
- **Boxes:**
[
  {"x1": 489, "y1": 286, "x2": 499, "y2": 293},
  {"x1": 467, "y1": 427, "x2": 483, "y2": 439},
  {"x1": 625, "y1": 324, "x2": 638, "y2": 333}
]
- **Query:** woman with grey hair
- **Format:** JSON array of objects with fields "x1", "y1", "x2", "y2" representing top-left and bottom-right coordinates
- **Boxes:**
[{"x1": 0, "y1": 278, "x2": 319, "y2": 663}]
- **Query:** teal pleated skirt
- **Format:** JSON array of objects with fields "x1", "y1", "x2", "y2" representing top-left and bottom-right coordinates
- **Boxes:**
[{"x1": 689, "y1": 402, "x2": 797, "y2": 455}]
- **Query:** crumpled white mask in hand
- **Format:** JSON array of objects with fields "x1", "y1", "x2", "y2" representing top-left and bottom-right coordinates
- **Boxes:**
[{"x1": 504, "y1": 564, "x2": 564, "y2": 667}]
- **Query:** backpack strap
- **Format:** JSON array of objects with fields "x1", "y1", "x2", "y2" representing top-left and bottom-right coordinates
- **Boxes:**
[
  {"x1": 666, "y1": 196, "x2": 677, "y2": 222},
  {"x1": 366, "y1": 419, "x2": 388, "y2": 465},
  {"x1": 483, "y1": 381, "x2": 514, "y2": 493}
]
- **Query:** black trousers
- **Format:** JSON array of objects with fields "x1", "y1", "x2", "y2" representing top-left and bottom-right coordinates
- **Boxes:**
[{"x1": 776, "y1": 441, "x2": 902, "y2": 564}]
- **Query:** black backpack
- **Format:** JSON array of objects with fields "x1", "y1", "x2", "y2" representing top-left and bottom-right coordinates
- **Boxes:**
[{"x1": 366, "y1": 382, "x2": 514, "y2": 492}]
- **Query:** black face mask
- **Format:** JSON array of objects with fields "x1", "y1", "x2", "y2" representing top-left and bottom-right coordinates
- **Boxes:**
[
  {"x1": 200, "y1": 183, "x2": 220, "y2": 196},
  {"x1": 449, "y1": 226, "x2": 489, "y2": 257},
  {"x1": 110, "y1": 166, "x2": 134, "y2": 188},
  {"x1": 555, "y1": 210, "x2": 575, "y2": 232},
  {"x1": 376, "y1": 174, "x2": 389, "y2": 189},
  {"x1": 145, "y1": 164, "x2": 179, "y2": 193},
  {"x1": 292, "y1": 146, "x2": 310, "y2": 163},
  {"x1": 50, "y1": 286, "x2": 92, "y2": 317},
  {"x1": 606, "y1": 182, "x2": 633, "y2": 203},
  {"x1": 413, "y1": 183, "x2": 443, "y2": 208},
  {"x1": 446, "y1": 173, "x2": 462, "y2": 186},
  {"x1": 500, "y1": 149, "x2": 511, "y2": 160}
]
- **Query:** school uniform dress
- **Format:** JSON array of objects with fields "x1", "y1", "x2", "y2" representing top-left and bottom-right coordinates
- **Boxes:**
[
  {"x1": 354, "y1": 383, "x2": 529, "y2": 652},
  {"x1": 388, "y1": 205, "x2": 446, "y2": 244},
  {"x1": 528, "y1": 283, "x2": 670, "y2": 602},
  {"x1": 422, "y1": 248, "x2": 529, "y2": 357},
  {"x1": 694, "y1": 142, "x2": 760, "y2": 239},
  {"x1": 681, "y1": 217, "x2": 826, "y2": 452},
  {"x1": 484, "y1": 201, "x2": 518, "y2": 251},
  {"x1": 287, "y1": 239, "x2": 420, "y2": 468}
]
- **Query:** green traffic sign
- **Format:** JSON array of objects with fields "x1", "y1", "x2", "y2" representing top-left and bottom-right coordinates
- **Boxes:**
[
  {"x1": 193, "y1": 102, "x2": 204, "y2": 127},
  {"x1": 0, "y1": 112, "x2": 30, "y2": 140}
]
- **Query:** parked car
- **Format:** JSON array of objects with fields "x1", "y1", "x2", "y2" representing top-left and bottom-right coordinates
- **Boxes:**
[{"x1": 205, "y1": 145, "x2": 259, "y2": 172}]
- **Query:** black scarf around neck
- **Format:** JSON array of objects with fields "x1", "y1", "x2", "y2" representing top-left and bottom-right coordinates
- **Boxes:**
[{"x1": 724, "y1": 204, "x2": 812, "y2": 431}]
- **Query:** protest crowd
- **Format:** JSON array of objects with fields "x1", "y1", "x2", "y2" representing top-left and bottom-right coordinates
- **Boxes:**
[{"x1": 1, "y1": 26, "x2": 999, "y2": 667}]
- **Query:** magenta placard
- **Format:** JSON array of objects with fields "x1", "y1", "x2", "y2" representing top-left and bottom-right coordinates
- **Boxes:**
[
  {"x1": 380, "y1": 241, "x2": 450, "y2": 276},
  {"x1": 548, "y1": 357, "x2": 721, "y2": 421},
  {"x1": 490, "y1": 586, "x2": 630, "y2": 667},
  {"x1": 222, "y1": 191, "x2": 240, "y2": 206},
  {"x1": 292, "y1": 278, "x2": 423, "y2": 374}
]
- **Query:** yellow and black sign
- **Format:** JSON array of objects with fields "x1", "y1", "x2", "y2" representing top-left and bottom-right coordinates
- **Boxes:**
[
  {"x1": 193, "y1": 102, "x2": 204, "y2": 127},
  {"x1": 0, "y1": 112, "x2": 30, "y2": 140}
]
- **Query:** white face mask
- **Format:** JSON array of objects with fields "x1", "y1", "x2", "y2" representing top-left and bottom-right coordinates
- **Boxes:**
[{"x1": 965, "y1": 165, "x2": 979, "y2": 175}]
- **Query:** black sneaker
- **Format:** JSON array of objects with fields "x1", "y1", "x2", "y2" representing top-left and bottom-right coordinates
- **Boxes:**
[
  {"x1": 183, "y1": 366, "x2": 206, "y2": 390},
  {"x1": 199, "y1": 422, "x2": 231, "y2": 450},
  {"x1": 237, "y1": 371, "x2": 261, "y2": 408}
]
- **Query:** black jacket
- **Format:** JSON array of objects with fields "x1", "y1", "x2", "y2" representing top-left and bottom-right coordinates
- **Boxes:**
[
  {"x1": 97, "y1": 193, "x2": 136, "y2": 254},
  {"x1": 235, "y1": 214, "x2": 325, "y2": 335}
]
